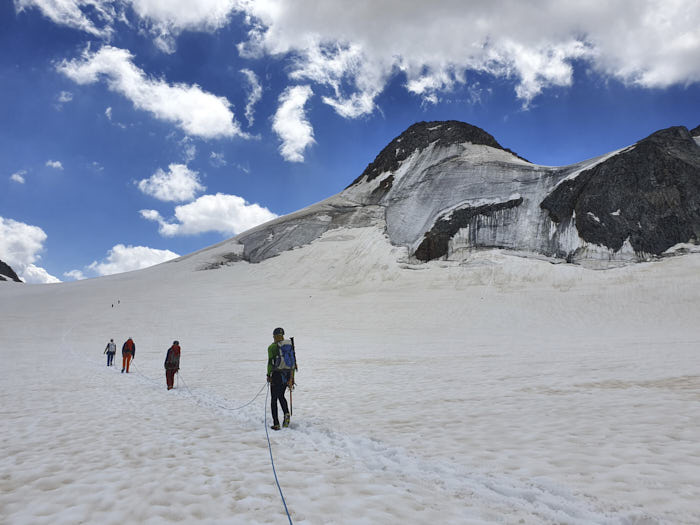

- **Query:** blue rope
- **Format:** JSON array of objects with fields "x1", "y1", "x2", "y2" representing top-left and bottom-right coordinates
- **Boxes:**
[
  {"x1": 265, "y1": 384, "x2": 293, "y2": 524},
  {"x1": 177, "y1": 372, "x2": 267, "y2": 411}
]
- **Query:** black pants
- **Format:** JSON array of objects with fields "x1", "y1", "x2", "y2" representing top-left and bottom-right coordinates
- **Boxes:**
[{"x1": 270, "y1": 372, "x2": 289, "y2": 425}]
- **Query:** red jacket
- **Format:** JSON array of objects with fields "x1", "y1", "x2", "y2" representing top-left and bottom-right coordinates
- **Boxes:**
[{"x1": 164, "y1": 344, "x2": 180, "y2": 369}]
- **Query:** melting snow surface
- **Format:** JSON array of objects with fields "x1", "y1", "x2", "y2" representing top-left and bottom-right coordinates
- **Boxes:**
[{"x1": 2, "y1": 228, "x2": 700, "y2": 524}]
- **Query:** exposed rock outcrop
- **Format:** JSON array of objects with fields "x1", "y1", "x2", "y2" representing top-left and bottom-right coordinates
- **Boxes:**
[
  {"x1": 0, "y1": 260, "x2": 22, "y2": 282},
  {"x1": 415, "y1": 197, "x2": 524, "y2": 261},
  {"x1": 541, "y1": 127, "x2": 700, "y2": 255}
]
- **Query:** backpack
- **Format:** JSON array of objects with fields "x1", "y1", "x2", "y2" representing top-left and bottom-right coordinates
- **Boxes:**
[
  {"x1": 272, "y1": 339, "x2": 296, "y2": 371},
  {"x1": 166, "y1": 345, "x2": 180, "y2": 368}
]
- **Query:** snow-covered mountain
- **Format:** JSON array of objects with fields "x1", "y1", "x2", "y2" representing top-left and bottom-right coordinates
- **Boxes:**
[{"x1": 193, "y1": 121, "x2": 700, "y2": 270}]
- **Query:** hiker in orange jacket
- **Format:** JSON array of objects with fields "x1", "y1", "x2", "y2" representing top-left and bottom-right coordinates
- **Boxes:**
[
  {"x1": 164, "y1": 340, "x2": 181, "y2": 390},
  {"x1": 121, "y1": 337, "x2": 135, "y2": 373}
]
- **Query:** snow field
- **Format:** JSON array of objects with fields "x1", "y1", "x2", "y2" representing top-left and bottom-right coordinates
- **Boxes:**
[{"x1": 2, "y1": 229, "x2": 700, "y2": 523}]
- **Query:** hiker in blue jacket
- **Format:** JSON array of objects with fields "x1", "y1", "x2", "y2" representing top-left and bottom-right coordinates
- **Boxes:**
[{"x1": 267, "y1": 327, "x2": 292, "y2": 430}]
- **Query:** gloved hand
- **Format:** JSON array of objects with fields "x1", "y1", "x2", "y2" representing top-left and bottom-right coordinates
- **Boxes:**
[{"x1": 266, "y1": 375, "x2": 271, "y2": 383}]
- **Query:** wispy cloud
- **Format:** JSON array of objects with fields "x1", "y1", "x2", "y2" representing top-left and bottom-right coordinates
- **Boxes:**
[
  {"x1": 57, "y1": 46, "x2": 246, "y2": 140},
  {"x1": 129, "y1": 0, "x2": 237, "y2": 53},
  {"x1": 46, "y1": 160, "x2": 63, "y2": 170},
  {"x1": 140, "y1": 192, "x2": 277, "y2": 237},
  {"x1": 136, "y1": 164, "x2": 205, "y2": 202},
  {"x1": 272, "y1": 85, "x2": 315, "y2": 162},
  {"x1": 63, "y1": 269, "x2": 86, "y2": 280},
  {"x1": 58, "y1": 90, "x2": 74, "y2": 103},
  {"x1": 10, "y1": 170, "x2": 27, "y2": 184},
  {"x1": 240, "y1": 68, "x2": 262, "y2": 127},
  {"x1": 14, "y1": 0, "x2": 116, "y2": 37},
  {"x1": 210, "y1": 152, "x2": 227, "y2": 167}
]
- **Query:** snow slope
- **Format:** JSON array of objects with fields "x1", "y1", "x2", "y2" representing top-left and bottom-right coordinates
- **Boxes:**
[{"x1": 2, "y1": 227, "x2": 700, "y2": 524}]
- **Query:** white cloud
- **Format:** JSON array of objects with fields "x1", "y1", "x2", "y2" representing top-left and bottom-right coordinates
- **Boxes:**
[
  {"x1": 87, "y1": 243, "x2": 179, "y2": 276},
  {"x1": 57, "y1": 46, "x2": 246, "y2": 139},
  {"x1": 136, "y1": 163, "x2": 205, "y2": 202},
  {"x1": 105, "y1": 106, "x2": 112, "y2": 119},
  {"x1": 20, "y1": 2, "x2": 700, "y2": 117},
  {"x1": 237, "y1": 1, "x2": 700, "y2": 109},
  {"x1": 272, "y1": 85, "x2": 315, "y2": 162},
  {"x1": 46, "y1": 160, "x2": 63, "y2": 170},
  {"x1": 240, "y1": 68, "x2": 262, "y2": 127},
  {"x1": 23, "y1": 264, "x2": 61, "y2": 284},
  {"x1": 140, "y1": 192, "x2": 277, "y2": 236},
  {"x1": 128, "y1": 0, "x2": 236, "y2": 28},
  {"x1": 128, "y1": 0, "x2": 237, "y2": 52},
  {"x1": 64, "y1": 269, "x2": 86, "y2": 280},
  {"x1": 0, "y1": 216, "x2": 60, "y2": 284},
  {"x1": 10, "y1": 171, "x2": 26, "y2": 184},
  {"x1": 14, "y1": 0, "x2": 116, "y2": 37},
  {"x1": 58, "y1": 90, "x2": 74, "y2": 103}
]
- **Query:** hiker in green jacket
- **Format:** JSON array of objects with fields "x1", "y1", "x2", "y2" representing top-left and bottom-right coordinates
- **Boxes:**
[{"x1": 267, "y1": 327, "x2": 291, "y2": 430}]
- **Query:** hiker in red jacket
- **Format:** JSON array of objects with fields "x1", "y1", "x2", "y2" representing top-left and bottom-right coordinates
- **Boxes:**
[
  {"x1": 121, "y1": 337, "x2": 135, "y2": 373},
  {"x1": 164, "y1": 340, "x2": 181, "y2": 390}
]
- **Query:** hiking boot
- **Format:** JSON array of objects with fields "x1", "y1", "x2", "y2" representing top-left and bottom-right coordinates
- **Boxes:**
[
  {"x1": 271, "y1": 424, "x2": 281, "y2": 431},
  {"x1": 121, "y1": 368, "x2": 125, "y2": 373},
  {"x1": 283, "y1": 413, "x2": 290, "y2": 428}
]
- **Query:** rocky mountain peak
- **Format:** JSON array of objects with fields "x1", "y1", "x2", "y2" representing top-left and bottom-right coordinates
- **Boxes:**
[{"x1": 349, "y1": 120, "x2": 526, "y2": 187}]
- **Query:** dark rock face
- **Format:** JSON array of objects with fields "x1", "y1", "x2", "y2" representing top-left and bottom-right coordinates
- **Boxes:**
[
  {"x1": 0, "y1": 259, "x2": 22, "y2": 282},
  {"x1": 691, "y1": 124, "x2": 700, "y2": 136},
  {"x1": 415, "y1": 197, "x2": 524, "y2": 261},
  {"x1": 348, "y1": 120, "x2": 526, "y2": 188},
  {"x1": 541, "y1": 126, "x2": 700, "y2": 254}
]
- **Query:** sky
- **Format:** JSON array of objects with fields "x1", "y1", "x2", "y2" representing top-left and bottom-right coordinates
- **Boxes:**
[{"x1": 1, "y1": 0, "x2": 699, "y2": 283}]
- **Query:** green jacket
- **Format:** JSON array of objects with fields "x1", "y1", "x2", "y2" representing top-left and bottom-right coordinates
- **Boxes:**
[{"x1": 267, "y1": 342, "x2": 278, "y2": 376}]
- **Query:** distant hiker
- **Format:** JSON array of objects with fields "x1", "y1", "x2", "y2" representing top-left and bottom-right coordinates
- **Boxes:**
[
  {"x1": 164, "y1": 340, "x2": 181, "y2": 390},
  {"x1": 121, "y1": 337, "x2": 135, "y2": 373},
  {"x1": 267, "y1": 327, "x2": 296, "y2": 430},
  {"x1": 104, "y1": 338, "x2": 116, "y2": 366}
]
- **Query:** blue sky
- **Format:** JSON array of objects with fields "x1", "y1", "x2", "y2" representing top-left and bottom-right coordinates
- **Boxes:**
[{"x1": 1, "y1": 0, "x2": 699, "y2": 283}]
